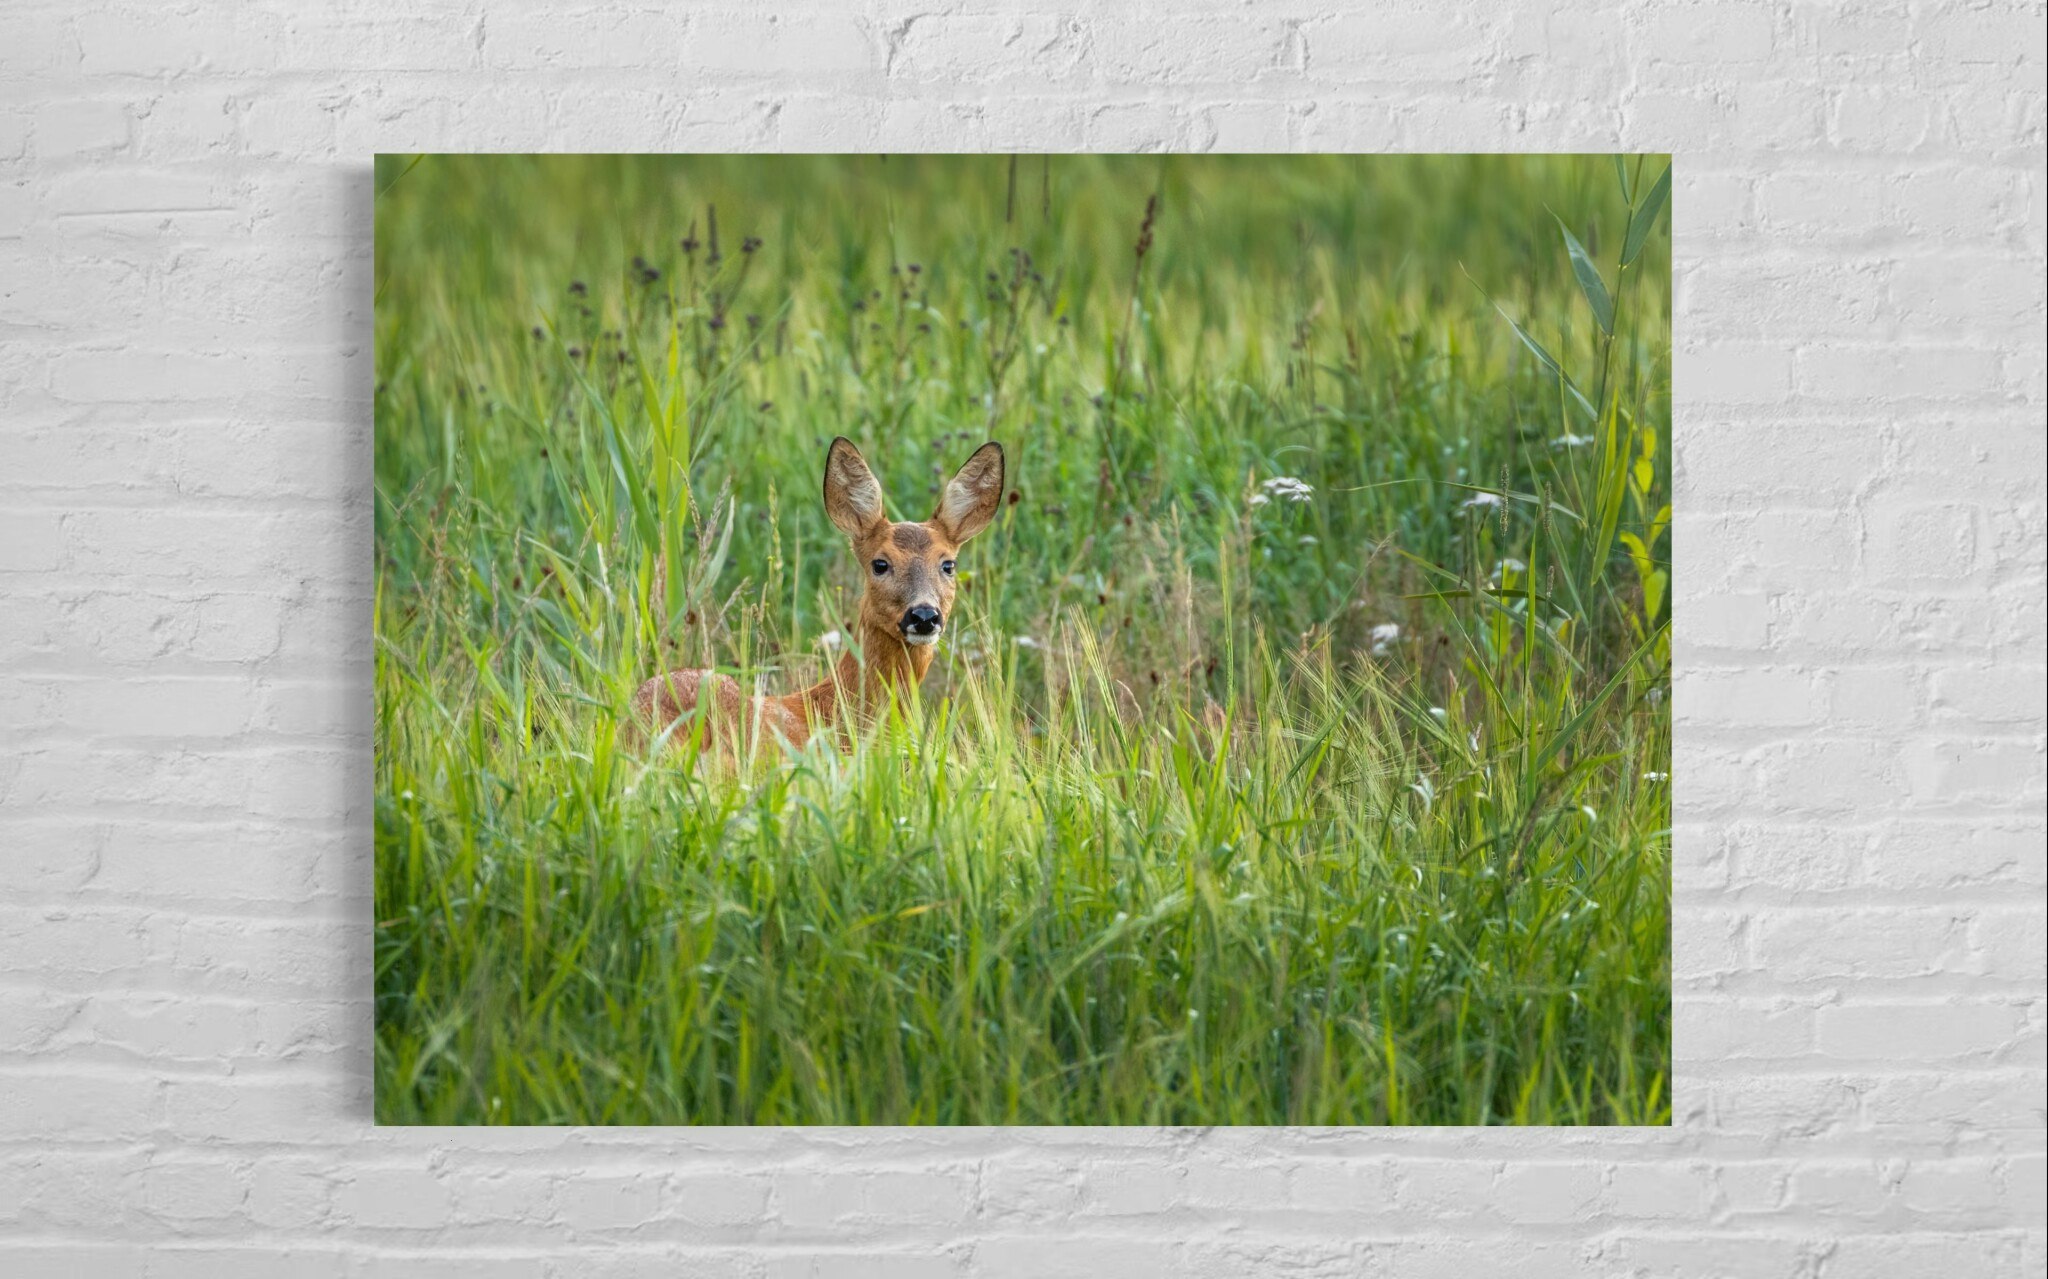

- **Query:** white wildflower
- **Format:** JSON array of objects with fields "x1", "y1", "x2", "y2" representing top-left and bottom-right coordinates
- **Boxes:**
[
  {"x1": 1462, "y1": 492, "x2": 1504, "y2": 511},
  {"x1": 1642, "y1": 771, "x2": 1670, "y2": 783},
  {"x1": 1369, "y1": 622, "x2": 1401, "y2": 656},
  {"x1": 1247, "y1": 492, "x2": 1271, "y2": 508},
  {"x1": 1429, "y1": 707, "x2": 1447, "y2": 720},
  {"x1": 817, "y1": 629, "x2": 844, "y2": 650},
  {"x1": 1015, "y1": 635, "x2": 1041, "y2": 650},
  {"x1": 1552, "y1": 434, "x2": 1595, "y2": 449},
  {"x1": 1298, "y1": 534, "x2": 1319, "y2": 546},
  {"x1": 1259, "y1": 476, "x2": 1314, "y2": 503}
]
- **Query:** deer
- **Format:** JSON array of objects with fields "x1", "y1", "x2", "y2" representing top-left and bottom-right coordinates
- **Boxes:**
[{"x1": 628, "y1": 436, "x2": 1005, "y2": 754}]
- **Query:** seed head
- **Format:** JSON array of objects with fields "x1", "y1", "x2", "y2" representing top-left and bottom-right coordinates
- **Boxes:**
[{"x1": 1135, "y1": 194, "x2": 1158, "y2": 260}]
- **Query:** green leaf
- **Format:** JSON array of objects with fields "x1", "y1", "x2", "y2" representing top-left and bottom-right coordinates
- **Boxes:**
[
  {"x1": 1643, "y1": 568, "x2": 1668, "y2": 625},
  {"x1": 1613, "y1": 155, "x2": 1633, "y2": 204},
  {"x1": 1622, "y1": 164, "x2": 1671, "y2": 267},
  {"x1": 1494, "y1": 300, "x2": 1564, "y2": 377},
  {"x1": 1555, "y1": 213, "x2": 1614, "y2": 335},
  {"x1": 1589, "y1": 398, "x2": 1628, "y2": 590},
  {"x1": 1493, "y1": 301, "x2": 1599, "y2": 421}
]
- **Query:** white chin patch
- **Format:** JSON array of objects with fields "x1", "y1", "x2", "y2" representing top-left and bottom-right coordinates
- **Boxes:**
[{"x1": 901, "y1": 630, "x2": 941, "y2": 647}]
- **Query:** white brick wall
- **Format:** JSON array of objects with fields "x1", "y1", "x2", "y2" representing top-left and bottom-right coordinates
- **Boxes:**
[{"x1": 2, "y1": 0, "x2": 2043, "y2": 1273}]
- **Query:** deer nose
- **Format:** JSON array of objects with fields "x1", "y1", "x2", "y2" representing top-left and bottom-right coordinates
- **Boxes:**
[{"x1": 901, "y1": 605, "x2": 942, "y2": 637}]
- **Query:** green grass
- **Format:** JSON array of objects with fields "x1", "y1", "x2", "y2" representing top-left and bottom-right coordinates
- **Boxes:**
[{"x1": 373, "y1": 154, "x2": 1672, "y2": 1125}]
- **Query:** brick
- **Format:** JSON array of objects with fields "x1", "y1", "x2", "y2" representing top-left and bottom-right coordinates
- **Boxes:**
[
  {"x1": 685, "y1": 13, "x2": 880, "y2": 77},
  {"x1": 1899, "y1": 736, "x2": 2045, "y2": 806},
  {"x1": 33, "y1": 99, "x2": 130, "y2": 157},
  {"x1": 1101, "y1": 18, "x2": 1289, "y2": 84},
  {"x1": 0, "y1": 1070, "x2": 159, "y2": 1140},
  {"x1": 555, "y1": 1173, "x2": 663, "y2": 1231},
  {"x1": 1305, "y1": 8, "x2": 1499, "y2": 81},
  {"x1": 1796, "y1": 345, "x2": 2007, "y2": 403},
  {"x1": 1678, "y1": 342, "x2": 1794, "y2": 405},
  {"x1": 1866, "y1": 498, "x2": 1984, "y2": 584},
  {"x1": 1816, "y1": 1001, "x2": 2024, "y2": 1060},
  {"x1": 1678, "y1": 666, "x2": 1828, "y2": 726},
  {"x1": 893, "y1": 15, "x2": 1087, "y2": 85},
  {"x1": 334, "y1": 1170, "x2": 452, "y2": 1229},
  {"x1": 1493, "y1": 1161, "x2": 1603, "y2": 1224},
  {"x1": 0, "y1": 512, "x2": 64, "y2": 572},
  {"x1": 76, "y1": 7, "x2": 285, "y2": 77},
  {"x1": 1750, "y1": 906, "x2": 1969, "y2": 979},
  {"x1": 143, "y1": 1157, "x2": 249, "y2": 1223}
]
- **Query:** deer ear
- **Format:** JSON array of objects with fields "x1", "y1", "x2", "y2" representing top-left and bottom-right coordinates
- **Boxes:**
[
  {"x1": 823, "y1": 437, "x2": 886, "y2": 538},
  {"x1": 933, "y1": 441, "x2": 1005, "y2": 544}
]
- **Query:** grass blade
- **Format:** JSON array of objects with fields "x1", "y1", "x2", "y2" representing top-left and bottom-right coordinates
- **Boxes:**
[
  {"x1": 1555, "y1": 213, "x2": 1614, "y2": 335},
  {"x1": 1622, "y1": 164, "x2": 1671, "y2": 267}
]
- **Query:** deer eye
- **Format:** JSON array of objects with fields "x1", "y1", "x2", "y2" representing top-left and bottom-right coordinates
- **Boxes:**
[
  {"x1": 871, "y1": 559, "x2": 890, "y2": 576},
  {"x1": 940, "y1": 560, "x2": 956, "y2": 576}
]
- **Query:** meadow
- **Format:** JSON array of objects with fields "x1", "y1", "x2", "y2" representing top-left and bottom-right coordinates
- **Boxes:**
[{"x1": 373, "y1": 154, "x2": 1672, "y2": 1125}]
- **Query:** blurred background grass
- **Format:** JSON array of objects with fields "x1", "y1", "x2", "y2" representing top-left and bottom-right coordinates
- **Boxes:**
[{"x1": 374, "y1": 153, "x2": 1671, "y2": 1125}]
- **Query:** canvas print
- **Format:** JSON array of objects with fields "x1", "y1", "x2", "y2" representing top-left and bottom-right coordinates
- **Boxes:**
[{"x1": 373, "y1": 154, "x2": 1672, "y2": 1125}]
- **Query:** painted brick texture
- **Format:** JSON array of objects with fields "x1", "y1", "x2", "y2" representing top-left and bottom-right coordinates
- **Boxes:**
[{"x1": 2, "y1": 1, "x2": 2043, "y2": 1274}]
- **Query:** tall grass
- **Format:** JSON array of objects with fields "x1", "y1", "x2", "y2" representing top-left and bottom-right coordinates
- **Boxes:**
[{"x1": 373, "y1": 154, "x2": 1672, "y2": 1125}]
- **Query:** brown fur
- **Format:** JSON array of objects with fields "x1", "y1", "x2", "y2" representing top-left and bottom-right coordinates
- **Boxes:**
[{"x1": 628, "y1": 437, "x2": 1004, "y2": 755}]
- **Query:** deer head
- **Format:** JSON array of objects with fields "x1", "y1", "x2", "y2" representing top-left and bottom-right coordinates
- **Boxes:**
[{"x1": 822, "y1": 436, "x2": 1004, "y2": 653}]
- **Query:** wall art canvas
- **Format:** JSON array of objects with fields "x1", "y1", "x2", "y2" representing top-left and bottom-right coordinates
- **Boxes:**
[{"x1": 373, "y1": 154, "x2": 1672, "y2": 1125}]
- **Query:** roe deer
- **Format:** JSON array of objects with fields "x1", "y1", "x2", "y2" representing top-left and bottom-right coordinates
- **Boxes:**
[{"x1": 628, "y1": 436, "x2": 1005, "y2": 753}]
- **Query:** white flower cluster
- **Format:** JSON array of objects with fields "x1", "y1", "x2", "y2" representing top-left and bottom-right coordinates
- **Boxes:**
[
  {"x1": 1369, "y1": 622, "x2": 1401, "y2": 656},
  {"x1": 1249, "y1": 476, "x2": 1314, "y2": 507}
]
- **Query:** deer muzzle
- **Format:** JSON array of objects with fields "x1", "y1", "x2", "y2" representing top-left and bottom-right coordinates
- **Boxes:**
[{"x1": 900, "y1": 604, "x2": 943, "y2": 644}]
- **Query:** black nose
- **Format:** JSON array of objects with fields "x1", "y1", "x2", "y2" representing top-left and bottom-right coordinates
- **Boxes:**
[{"x1": 902, "y1": 605, "x2": 942, "y2": 635}]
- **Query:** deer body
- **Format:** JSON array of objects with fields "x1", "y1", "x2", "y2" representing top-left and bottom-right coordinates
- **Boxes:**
[{"x1": 629, "y1": 436, "x2": 1003, "y2": 753}]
